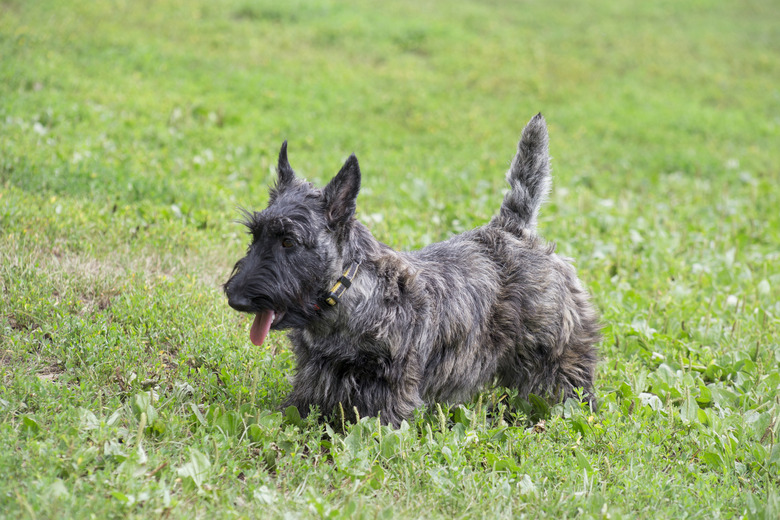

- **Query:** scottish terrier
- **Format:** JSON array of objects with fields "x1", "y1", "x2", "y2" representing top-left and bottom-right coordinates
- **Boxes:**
[{"x1": 224, "y1": 114, "x2": 600, "y2": 427}]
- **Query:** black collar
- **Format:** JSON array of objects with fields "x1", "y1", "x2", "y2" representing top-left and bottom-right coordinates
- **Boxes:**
[{"x1": 323, "y1": 261, "x2": 360, "y2": 307}]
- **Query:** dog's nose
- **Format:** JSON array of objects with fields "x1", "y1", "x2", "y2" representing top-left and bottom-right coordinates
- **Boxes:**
[{"x1": 227, "y1": 293, "x2": 254, "y2": 313}]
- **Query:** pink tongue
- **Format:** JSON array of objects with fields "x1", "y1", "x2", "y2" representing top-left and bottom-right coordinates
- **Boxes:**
[{"x1": 250, "y1": 311, "x2": 275, "y2": 346}]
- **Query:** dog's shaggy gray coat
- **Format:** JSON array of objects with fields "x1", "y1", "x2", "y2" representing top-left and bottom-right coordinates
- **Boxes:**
[{"x1": 224, "y1": 114, "x2": 600, "y2": 427}]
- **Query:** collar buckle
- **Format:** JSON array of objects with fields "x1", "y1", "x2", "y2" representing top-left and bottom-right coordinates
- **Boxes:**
[{"x1": 324, "y1": 261, "x2": 360, "y2": 307}]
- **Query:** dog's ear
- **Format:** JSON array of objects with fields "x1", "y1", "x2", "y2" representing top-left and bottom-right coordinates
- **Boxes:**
[
  {"x1": 323, "y1": 154, "x2": 361, "y2": 224},
  {"x1": 276, "y1": 140, "x2": 296, "y2": 189}
]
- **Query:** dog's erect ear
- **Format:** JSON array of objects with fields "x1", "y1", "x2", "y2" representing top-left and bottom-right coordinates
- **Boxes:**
[
  {"x1": 323, "y1": 154, "x2": 361, "y2": 224},
  {"x1": 276, "y1": 140, "x2": 296, "y2": 189}
]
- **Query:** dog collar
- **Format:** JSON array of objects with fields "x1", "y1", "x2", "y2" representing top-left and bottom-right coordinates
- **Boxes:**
[{"x1": 324, "y1": 261, "x2": 360, "y2": 307}]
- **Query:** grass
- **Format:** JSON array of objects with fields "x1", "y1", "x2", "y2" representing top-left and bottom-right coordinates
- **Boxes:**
[{"x1": 1, "y1": 0, "x2": 779, "y2": 517}]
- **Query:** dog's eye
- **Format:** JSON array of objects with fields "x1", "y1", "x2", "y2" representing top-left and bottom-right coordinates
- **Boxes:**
[{"x1": 281, "y1": 237, "x2": 295, "y2": 249}]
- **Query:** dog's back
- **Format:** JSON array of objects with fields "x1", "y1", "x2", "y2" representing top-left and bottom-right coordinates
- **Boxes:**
[
  {"x1": 393, "y1": 113, "x2": 598, "y2": 407},
  {"x1": 405, "y1": 223, "x2": 599, "y2": 408}
]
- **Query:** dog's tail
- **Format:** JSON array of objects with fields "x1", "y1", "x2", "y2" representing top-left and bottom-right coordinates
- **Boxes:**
[{"x1": 496, "y1": 113, "x2": 551, "y2": 232}]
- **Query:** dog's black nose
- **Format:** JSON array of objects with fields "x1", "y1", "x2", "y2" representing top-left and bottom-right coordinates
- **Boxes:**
[{"x1": 227, "y1": 293, "x2": 254, "y2": 313}]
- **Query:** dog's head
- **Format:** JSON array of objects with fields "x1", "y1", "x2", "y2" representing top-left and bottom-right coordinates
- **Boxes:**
[{"x1": 223, "y1": 142, "x2": 361, "y2": 345}]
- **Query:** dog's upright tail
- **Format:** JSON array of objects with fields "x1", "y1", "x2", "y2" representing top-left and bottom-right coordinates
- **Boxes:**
[{"x1": 496, "y1": 113, "x2": 551, "y2": 233}]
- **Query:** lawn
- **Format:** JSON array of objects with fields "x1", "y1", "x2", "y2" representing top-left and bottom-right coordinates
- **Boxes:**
[{"x1": 1, "y1": 0, "x2": 779, "y2": 518}]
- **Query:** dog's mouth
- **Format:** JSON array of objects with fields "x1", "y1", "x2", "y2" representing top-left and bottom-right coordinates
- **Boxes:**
[{"x1": 249, "y1": 310, "x2": 285, "y2": 346}]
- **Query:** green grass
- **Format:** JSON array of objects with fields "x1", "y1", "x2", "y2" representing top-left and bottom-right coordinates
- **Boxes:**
[{"x1": 2, "y1": 0, "x2": 779, "y2": 517}]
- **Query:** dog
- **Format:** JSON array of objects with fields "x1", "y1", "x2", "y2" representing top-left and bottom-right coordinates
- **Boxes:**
[{"x1": 224, "y1": 114, "x2": 600, "y2": 427}]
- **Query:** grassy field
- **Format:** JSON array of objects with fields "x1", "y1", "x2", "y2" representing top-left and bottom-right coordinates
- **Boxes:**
[{"x1": 2, "y1": 0, "x2": 779, "y2": 517}]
